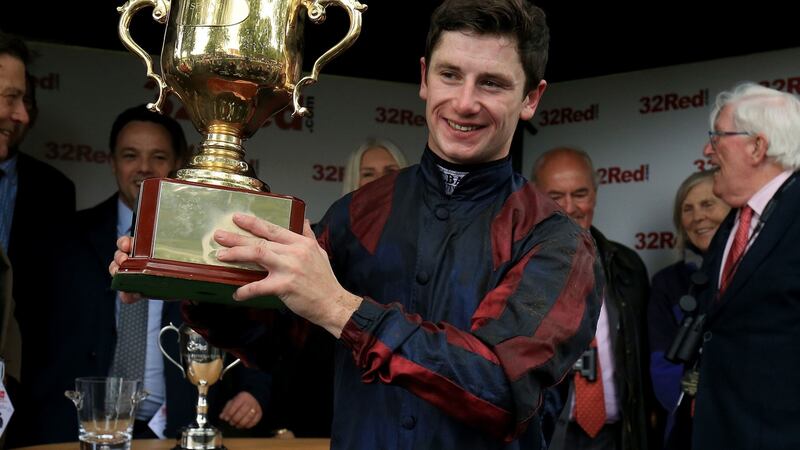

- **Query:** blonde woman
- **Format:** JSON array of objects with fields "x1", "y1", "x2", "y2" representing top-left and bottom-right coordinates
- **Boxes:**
[{"x1": 341, "y1": 138, "x2": 408, "y2": 195}]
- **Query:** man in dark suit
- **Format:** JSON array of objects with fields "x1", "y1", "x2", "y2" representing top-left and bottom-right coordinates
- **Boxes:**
[
  {"x1": 691, "y1": 82, "x2": 800, "y2": 450},
  {"x1": 0, "y1": 33, "x2": 77, "y2": 447},
  {"x1": 532, "y1": 147, "x2": 654, "y2": 450},
  {"x1": 25, "y1": 105, "x2": 271, "y2": 446}
]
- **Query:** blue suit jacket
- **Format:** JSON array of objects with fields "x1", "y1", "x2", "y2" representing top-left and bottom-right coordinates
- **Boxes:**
[
  {"x1": 694, "y1": 171, "x2": 800, "y2": 449},
  {"x1": 23, "y1": 194, "x2": 270, "y2": 446}
]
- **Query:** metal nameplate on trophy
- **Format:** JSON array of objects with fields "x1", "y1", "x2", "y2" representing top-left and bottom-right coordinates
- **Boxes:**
[{"x1": 111, "y1": 0, "x2": 367, "y2": 308}]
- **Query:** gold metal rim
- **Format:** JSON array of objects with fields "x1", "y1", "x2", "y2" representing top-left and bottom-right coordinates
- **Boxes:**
[{"x1": 176, "y1": 168, "x2": 264, "y2": 191}]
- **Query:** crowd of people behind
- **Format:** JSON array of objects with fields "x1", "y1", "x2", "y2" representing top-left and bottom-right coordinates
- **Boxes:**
[{"x1": 3, "y1": 0, "x2": 800, "y2": 448}]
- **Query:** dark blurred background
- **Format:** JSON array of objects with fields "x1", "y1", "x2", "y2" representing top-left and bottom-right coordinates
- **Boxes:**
[{"x1": 3, "y1": 1, "x2": 800, "y2": 85}]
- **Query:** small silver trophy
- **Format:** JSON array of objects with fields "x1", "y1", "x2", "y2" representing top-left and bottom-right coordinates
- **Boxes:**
[{"x1": 159, "y1": 323, "x2": 240, "y2": 450}]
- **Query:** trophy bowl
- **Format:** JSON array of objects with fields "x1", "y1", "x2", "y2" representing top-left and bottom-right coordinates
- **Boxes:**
[{"x1": 111, "y1": 0, "x2": 366, "y2": 307}]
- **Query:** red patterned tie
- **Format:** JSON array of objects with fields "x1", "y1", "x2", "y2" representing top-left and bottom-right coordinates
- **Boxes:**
[
  {"x1": 719, "y1": 206, "x2": 753, "y2": 295},
  {"x1": 574, "y1": 337, "x2": 606, "y2": 438}
]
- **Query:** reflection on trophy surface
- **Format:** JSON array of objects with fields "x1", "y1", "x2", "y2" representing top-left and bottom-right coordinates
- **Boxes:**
[
  {"x1": 187, "y1": 359, "x2": 225, "y2": 386},
  {"x1": 111, "y1": 0, "x2": 366, "y2": 306},
  {"x1": 160, "y1": 323, "x2": 240, "y2": 450}
]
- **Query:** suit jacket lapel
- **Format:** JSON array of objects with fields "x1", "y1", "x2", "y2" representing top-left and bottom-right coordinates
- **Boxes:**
[
  {"x1": 589, "y1": 227, "x2": 622, "y2": 352},
  {"x1": 87, "y1": 195, "x2": 120, "y2": 273}
]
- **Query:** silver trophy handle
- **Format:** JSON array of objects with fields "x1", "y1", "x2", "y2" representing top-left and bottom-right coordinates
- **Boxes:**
[
  {"x1": 158, "y1": 322, "x2": 186, "y2": 378},
  {"x1": 220, "y1": 358, "x2": 241, "y2": 380}
]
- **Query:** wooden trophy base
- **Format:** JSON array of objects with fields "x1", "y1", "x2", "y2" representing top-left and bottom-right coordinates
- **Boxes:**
[{"x1": 111, "y1": 177, "x2": 305, "y2": 308}]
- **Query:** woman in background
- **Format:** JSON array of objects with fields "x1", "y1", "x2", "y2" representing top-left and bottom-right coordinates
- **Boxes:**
[
  {"x1": 648, "y1": 170, "x2": 730, "y2": 449},
  {"x1": 341, "y1": 137, "x2": 408, "y2": 195}
]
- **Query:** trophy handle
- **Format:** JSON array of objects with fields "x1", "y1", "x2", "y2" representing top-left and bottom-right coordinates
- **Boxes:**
[
  {"x1": 64, "y1": 390, "x2": 83, "y2": 409},
  {"x1": 292, "y1": 0, "x2": 367, "y2": 118},
  {"x1": 158, "y1": 322, "x2": 186, "y2": 378},
  {"x1": 220, "y1": 358, "x2": 241, "y2": 380},
  {"x1": 117, "y1": 0, "x2": 171, "y2": 113},
  {"x1": 133, "y1": 389, "x2": 150, "y2": 405}
]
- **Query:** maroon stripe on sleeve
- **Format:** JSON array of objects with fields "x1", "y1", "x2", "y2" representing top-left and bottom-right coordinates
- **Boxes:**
[
  {"x1": 490, "y1": 182, "x2": 559, "y2": 269},
  {"x1": 316, "y1": 224, "x2": 331, "y2": 256},
  {"x1": 471, "y1": 248, "x2": 538, "y2": 330},
  {"x1": 349, "y1": 172, "x2": 399, "y2": 254},
  {"x1": 342, "y1": 327, "x2": 524, "y2": 440},
  {"x1": 340, "y1": 311, "x2": 386, "y2": 381},
  {"x1": 381, "y1": 354, "x2": 514, "y2": 441},
  {"x1": 343, "y1": 300, "x2": 501, "y2": 367},
  {"x1": 495, "y1": 236, "x2": 596, "y2": 381}
]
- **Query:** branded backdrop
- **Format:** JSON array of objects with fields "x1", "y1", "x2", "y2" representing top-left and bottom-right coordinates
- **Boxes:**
[
  {"x1": 23, "y1": 42, "x2": 800, "y2": 275},
  {"x1": 521, "y1": 47, "x2": 800, "y2": 274}
]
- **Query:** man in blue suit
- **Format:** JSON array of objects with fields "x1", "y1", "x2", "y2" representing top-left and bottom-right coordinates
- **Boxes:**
[
  {"x1": 692, "y1": 82, "x2": 800, "y2": 449},
  {"x1": 27, "y1": 105, "x2": 270, "y2": 446}
]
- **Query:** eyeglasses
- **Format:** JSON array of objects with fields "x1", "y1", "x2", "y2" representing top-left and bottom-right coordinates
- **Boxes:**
[{"x1": 708, "y1": 130, "x2": 753, "y2": 150}]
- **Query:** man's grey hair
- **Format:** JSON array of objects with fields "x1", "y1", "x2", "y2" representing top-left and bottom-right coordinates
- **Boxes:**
[{"x1": 710, "y1": 82, "x2": 800, "y2": 170}]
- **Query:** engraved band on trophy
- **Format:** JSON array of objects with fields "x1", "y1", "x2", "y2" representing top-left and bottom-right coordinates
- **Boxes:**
[
  {"x1": 159, "y1": 323, "x2": 241, "y2": 450},
  {"x1": 111, "y1": 0, "x2": 366, "y2": 308}
]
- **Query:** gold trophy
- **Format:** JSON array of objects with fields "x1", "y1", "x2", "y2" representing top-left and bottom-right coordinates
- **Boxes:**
[
  {"x1": 159, "y1": 323, "x2": 241, "y2": 450},
  {"x1": 112, "y1": 0, "x2": 366, "y2": 308}
]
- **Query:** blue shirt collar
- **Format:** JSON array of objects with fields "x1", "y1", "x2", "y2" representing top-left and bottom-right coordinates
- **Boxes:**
[
  {"x1": 117, "y1": 195, "x2": 134, "y2": 238},
  {"x1": 0, "y1": 154, "x2": 19, "y2": 253},
  {"x1": 0, "y1": 153, "x2": 18, "y2": 177}
]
